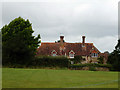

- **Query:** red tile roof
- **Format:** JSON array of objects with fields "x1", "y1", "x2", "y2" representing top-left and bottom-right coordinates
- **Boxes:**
[
  {"x1": 91, "y1": 50, "x2": 98, "y2": 53},
  {"x1": 37, "y1": 42, "x2": 101, "y2": 56}
]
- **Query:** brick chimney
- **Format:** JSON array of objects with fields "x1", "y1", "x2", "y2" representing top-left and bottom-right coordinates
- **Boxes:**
[
  {"x1": 60, "y1": 36, "x2": 65, "y2": 55},
  {"x1": 60, "y1": 36, "x2": 64, "y2": 44},
  {"x1": 82, "y1": 36, "x2": 85, "y2": 43}
]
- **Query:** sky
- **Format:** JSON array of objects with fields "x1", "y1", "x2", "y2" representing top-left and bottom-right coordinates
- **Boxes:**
[{"x1": 0, "y1": 0, "x2": 119, "y2": 53}]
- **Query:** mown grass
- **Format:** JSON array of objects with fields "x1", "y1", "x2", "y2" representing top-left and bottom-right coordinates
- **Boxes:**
[{"x1": 2, "y1": 68, "x2": 118, "y2": 88}]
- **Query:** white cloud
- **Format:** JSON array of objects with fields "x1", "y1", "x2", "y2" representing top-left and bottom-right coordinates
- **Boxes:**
[
  {"x1": 87, "y1": 35, "x2": 118, "y2": 52},
  {"x1": 1, "y1": 0, "x2": 119, "y2": 52},
  {"x1": 73, "y1": 4, "x2": 91, "y2": 17}
]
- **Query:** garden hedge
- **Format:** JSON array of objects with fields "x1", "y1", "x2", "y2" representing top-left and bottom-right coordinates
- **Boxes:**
[{"x1": 30, "y1": 56, "x2": 70, "y2": 68}]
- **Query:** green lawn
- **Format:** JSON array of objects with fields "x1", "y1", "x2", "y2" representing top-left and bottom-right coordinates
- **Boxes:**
[{"x1": 2, "y1": 68, "x2": 119, "y2": 88}]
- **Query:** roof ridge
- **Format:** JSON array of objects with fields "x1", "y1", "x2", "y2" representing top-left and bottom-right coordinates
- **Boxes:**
[{"x1": 41, "y1": 42, "x2": 55, "y2": 44}]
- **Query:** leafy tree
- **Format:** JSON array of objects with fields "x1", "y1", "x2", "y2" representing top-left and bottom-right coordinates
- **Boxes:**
[
  {"x1": 1, "y1": 17, "x2": 40, "y2": 65},
  {"x1": 73, "y1": 55, "x2": 82, "y2": 64},
  {"x1": 115, "y1": 39, "x2": 120, "y2": 51},
  {"x1": 107, "y1": 39, "x2": 120, "y2": 71},
  {"x1": 98, "y1": 56, "x2": 104, "y2": 64}
]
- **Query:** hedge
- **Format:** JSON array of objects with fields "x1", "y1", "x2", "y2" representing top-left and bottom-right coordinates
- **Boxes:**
[
  {"x1": 70, "y1": 63, "x2": 112, "y2": 69},
  {"x1": 3, "y1": 56, "x2": 70, "y2": 68},
  {"x1": 30, "y1": 56, "x2": 70, "y2": 68}
]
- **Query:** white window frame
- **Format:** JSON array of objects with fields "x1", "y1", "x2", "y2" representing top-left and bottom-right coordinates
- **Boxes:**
[
  {"x1": 69, "y1": 50, "x2": 75, "y2": 58},
  {"x1": 91, "y1": 53, "x2": 98, "y2": 57},
  {"x1": 51, "y1": 50, "x2": 57, "y2": 56}
]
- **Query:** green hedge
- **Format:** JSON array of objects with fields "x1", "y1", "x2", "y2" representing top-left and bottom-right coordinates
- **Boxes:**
[
  {"x1": 3, "y1": 56, "x2": 70, "y2": 68},
  {"x1": 31, "y1": 56, "x2": 70, "y2": 68},
  {"x1": 70, "y1": 63, "x2": 112, "y2": 69}
]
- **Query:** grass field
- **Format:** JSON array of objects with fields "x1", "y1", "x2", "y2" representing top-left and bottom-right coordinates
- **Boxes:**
[{"x1": 2, "y1": 68, "x2": 119, "y2": 88}]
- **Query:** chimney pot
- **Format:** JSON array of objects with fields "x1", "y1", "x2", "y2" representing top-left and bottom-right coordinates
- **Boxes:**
[
  {"x1": 82, "y1": 36, "x2": 85, "y2": 43},
  {"x1": 60, "y1": 36, "x2": 64, "y2": 40}
]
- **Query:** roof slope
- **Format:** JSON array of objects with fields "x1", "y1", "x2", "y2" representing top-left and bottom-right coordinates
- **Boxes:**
[{"x1": 37, "y1": 42, "x2": 101, "y2": 56}]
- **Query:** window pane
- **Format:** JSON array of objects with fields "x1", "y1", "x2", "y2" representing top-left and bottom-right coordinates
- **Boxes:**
[{"x1": 52, "y1": 54, "x2": 56, "y2": 56}]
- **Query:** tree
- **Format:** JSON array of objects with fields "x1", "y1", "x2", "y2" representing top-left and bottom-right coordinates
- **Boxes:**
[
  {"x1": 107, "y1": 39, "x2": 120, "y2": 71},
  {"x1": 73, "y1": 55, "x2": 83, "y2": 64},
  {"x1": 1, "y1": 17, "x2": 40, "y2": 65},
  {"x1": 115, "y1": 39, "x2": 120, "y2": 51},
  {"x1": 98, "y1": 56, "x2": 104, "y2": 64}
]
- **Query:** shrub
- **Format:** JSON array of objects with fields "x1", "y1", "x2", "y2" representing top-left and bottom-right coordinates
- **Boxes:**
[
  {"x1": 33, "y1": 56, "x2": 70, "y2": 68},
  {"x1": 3, "y1": 56, "x2": 70, "y2": 68},
  {"x1": 73, "y1": 55, "x2": 83, "y2": 64}
]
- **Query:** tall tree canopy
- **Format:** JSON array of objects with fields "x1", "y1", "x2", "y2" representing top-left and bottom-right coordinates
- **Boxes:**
[
  {"x1": 115, "y1": 39, "x2": 120, "y2": 51},
  {"x1": 107, "y1": 39, "x2": 120, "y2": 71},
  {"x1": 1, "y1": 17, "x2": 40, "y2": 65}
]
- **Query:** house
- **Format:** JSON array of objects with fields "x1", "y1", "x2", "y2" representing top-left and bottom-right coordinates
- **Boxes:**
[{"x1": 36, "y1": 36, "x2": 108, "y2": 64}]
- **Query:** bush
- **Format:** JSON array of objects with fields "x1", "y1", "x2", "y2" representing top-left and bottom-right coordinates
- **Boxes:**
[
  {"x1": 3, "y1": 56, "x2": 70, "y2": 68},
  {"x1": 98, "y1": 56, "x2": 104, "y2": 64},
  {"x1": 73, "y1": 55, "x2": 82, "y2": 64},
  {"x1": 32, "y1": 56, "x2": 70, "y2": 68},
  {"x1": 107, "y1": 50, "x2": 120, "y2": 71}
]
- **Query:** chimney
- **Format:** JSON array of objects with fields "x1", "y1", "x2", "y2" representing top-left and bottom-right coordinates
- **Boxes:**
[
  {"x1": 82, "y1": 36, "x2": 85, "y2": 43},
  {"x1": 60, "y1": 36, "x2": 64, "y2": 43}
]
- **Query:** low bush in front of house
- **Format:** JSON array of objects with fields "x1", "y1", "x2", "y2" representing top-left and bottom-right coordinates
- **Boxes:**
[
  {"x1": 3, "y1": 56, "x2": 70, "y2": 68},
  {"x1": 31, "y1": 56, "x2": 70, "y2": 68},
  {"x1": 70, "y1": 63, "x2": 112, "y2": 71}
]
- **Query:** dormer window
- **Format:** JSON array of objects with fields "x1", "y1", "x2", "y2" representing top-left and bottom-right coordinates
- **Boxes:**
[
  {"x1": 51, "y1": 50, "x2": 57, "y2": 56},
  {"x1": 91, "y1": 53, "x2": 98, "y2": 57},
  {"x1": 69, "y1": 50, "x2": 75, "y2": 58}
]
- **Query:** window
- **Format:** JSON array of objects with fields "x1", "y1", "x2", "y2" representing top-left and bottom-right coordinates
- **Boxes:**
[
  {"x1": 92, "y1": 53, "x2": 98, "y2": 57},
  {"x1": 52, "y1": 53, "x2": 56, "y2": 56},
  {"x1": 51, "y1": 50, "x2": 57, "y2": 56},
  {"x1": 69, "y1": 53, "x2": 74, "y2": 58},
  {"x1": 69, "y1": 50, "x2": 75, "y2": 58},
  {"x1": 95, "y1": 53, "x2": 98, "y2": 57}
]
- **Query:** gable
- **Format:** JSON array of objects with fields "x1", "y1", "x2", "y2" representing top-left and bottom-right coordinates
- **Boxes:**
[{"x1": 69, "y1": 50, "x2": 75, "y2": 55}]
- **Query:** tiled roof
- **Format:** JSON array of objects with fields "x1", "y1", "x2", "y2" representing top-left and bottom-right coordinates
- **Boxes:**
[
  {"x1": 37, "y1": 42, "x2": 101, "y2": 56},
  {"x1": 91, "y1": 50, "x2": 98, "y2": 53},
  {"x1": 37, "y1": 43, "x2": 60, "y2": 55}
]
